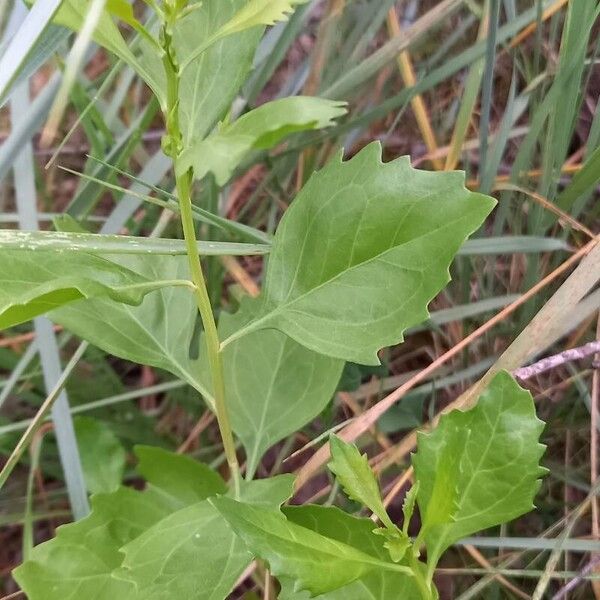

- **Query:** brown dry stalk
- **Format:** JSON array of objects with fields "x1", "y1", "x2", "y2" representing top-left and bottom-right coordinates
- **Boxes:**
[
  {"x1": 464, "y1": 545, "x2": 530, "y2": 600},
  {"x1": 177, "y1": 410, "x2": 215, "y2": 454},
  {"x1": 220, "y1": 256, "x2": 260, "y2": 299},
  {"x1": 338, "y1": 391, "x2": 393, "y2": 451},
  {"x1": 374, "y1": 239, "x2": 600, "y2": 475},
  {"x1": 0, "y1": 326, "x2": 62, "y2": 348},
  {"x1": 467, "y1": 163, "x2": 583, "y2": 188},
  {"x1": 494, "y1": 182, "x2": 595, "y2": 240}
]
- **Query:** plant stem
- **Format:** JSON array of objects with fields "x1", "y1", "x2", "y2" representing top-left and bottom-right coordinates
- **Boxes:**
[
  {"x1": 410, "y1": 553, "x2": 435, "y2": 600},
  {"x1": 160, "y1": 6, "x2": 241, "y2": 496}
]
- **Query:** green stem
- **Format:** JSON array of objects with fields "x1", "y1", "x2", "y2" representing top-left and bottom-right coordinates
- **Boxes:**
[
  {"x1": 160, "y1": 7, "x2": 241, "y2": 497},
  {"x1": 410, "y1": 553, "x2": 435, "y2": 600}
]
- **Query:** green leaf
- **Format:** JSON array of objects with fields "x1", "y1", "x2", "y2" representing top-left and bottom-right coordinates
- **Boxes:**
[
  {"x1": 211, "y1": 497, "x2": 413, "y2": 596},
  {"x1": 136, "y1": 0, "x2": 263, "y2": 142},
  {"x1": 50, "y1": 255, "x2": 209, "y2": 395},
  {"x1": 118, "y1": 475, "x2": 295, "y2": 599},
  {"x1": 222, "y1": 143, "x2": 495, "y2": 364},
  {"x1": 204, "y1": 297, "x2": 343, "y2": 478},
  {"x1": 214, "y1": 0, "x2": 310, "y2": 37},
  {"x1": 0, "y1": 229, "x2": 270, "y2": 256},
  {"x1": 178, "y1": 0, "x2": 309, "y2": 74},
  {"x1": 556, "y1": 143, "x2": 600, "y2": 213},
  {"x1": 74, "y1": 416, "x2": 126, "y2": 494},
  {"x1": 279, "y1": 505, "x2": 425, "y2": 600},
  {"x1": 13, "y1": 448, "x2": 234, "y2": 600},
  {"x1": 328, "y1": 435, "x2": 393, "y2": 529},
  {"x1": 13, "y1": 486, "x2": 169, "y2": 599},
  {"x1": 0, "y1": 249, "x2": 194, "y2": 330},
  {"x1": 176, "y1": 1, "x2": 263, "y2": 142},
  {"x1": 374, "y1": 528, "x2": 411, "y2": 564},
  {"x1": 401, "y1": 482, "x2": 419, "y2": 536},
  {"x1": 135, "y1": 445, "x2": 227, "y2": 510},
  {"x1": 179, "y1": 96, "x2": 347, "y2": 185},
  {"x1": 413, "y1": 370, "x2": 547, "y2": 573}
]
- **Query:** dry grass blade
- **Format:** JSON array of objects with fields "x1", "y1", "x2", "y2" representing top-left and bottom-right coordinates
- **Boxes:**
[{"x1": 494, "y1": 182, "x2": 595, "y2": 239}]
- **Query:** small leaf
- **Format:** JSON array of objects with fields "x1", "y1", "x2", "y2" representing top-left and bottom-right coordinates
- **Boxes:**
[
  {"x1": 212, "y1": 497, "x2": 412, "y2": 596},
  {"x1": 202, "y1": 297, "x2": 343, "y2": 478},
  {"x1": 222, "y1": 143, "x2": 495, "y2": 364},
  {"x1": 328, "y1": 435, "x2": 393, "y2": 529},
  {"x1": 179, "y1": 97, "x2": 347, "y2": 184},
  {"x1": 0, "y1": 249, "x2": 193, "y2": 330},
  {"x1": 413, "y1": 370, "x2": 547, "y2": 573},
  {"x1": 215, "y1": 0, "x2": 310, "y2": 37},
  {"x1": 74, "y1": 416, "x2": 126, "y2": 494},
  {"x1": 144, "y1": 0, "x2": 264, "y2": 142},
  {"x1": 402, "y1": 482, "x2": 419, "y2": 536},
  {"x1": 118, "y1": 475, "x2": 294, "y2": 599},
  {"x1": 373, "y1": 527, "x2": 411, "y2": 563}
]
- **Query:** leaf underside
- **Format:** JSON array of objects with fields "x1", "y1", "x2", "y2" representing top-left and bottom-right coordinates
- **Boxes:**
[
  {"x1": 225, "y1": 142, "x2": 496, "y2": 364},
  {"x1": 202, "y1": 297, "x2": 343, "y2": 478},
  {"x1": 14, "y1": 447, "x2": 294, "y2": 600},
  {"x1": 279, "y1": 505, "x2": 426, "y2": 599},
  {"x1": 0, "y1": 250, "x2": 180, "y2": 330},
  {"x1": 12, "y1": 447, "x2": 228, "y2": 600},
  {"x1": 212, "y1": 497, "x2": 413, "y2": 597}
]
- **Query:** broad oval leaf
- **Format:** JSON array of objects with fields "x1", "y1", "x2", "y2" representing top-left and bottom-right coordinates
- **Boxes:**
[
  {"x1": 50, "y1": 254, "x2": 208, "y2": 395},
  {"x1": 13, "y1": 488, "x2": 160, "y2": 599},
  {"x1": 221, "y1": 143, "x2": 496, "y2": 364},
  {"x1": 279, "y1": 505, "x2": 428, "y2": 600},
  {"x1": 0, "y1": 249, "x2": 193, "y2": 330},
  {"x1": 413, "y1": 370, "x2": 547, "y2": 573},
  {"x1": 211, "y1": 497, "x2": 413, "y2": 596},
  {"x1": 178, "y1": 96, "x2": 347, "y2": 185},
  {"x1": 176, "y1": 0, "x2": 262, "y2": 142},
  {"x1": 118, "y1": 475, "x2": 295, "y2": 599},
  {"x1": 13, "y1": 447, "x2": 225, "y2": 600},
  {"x1": 75, "y1": 416, "x2": 126, "y2": 494},
  {"x1": 204, "y1": 297, "x2": 343, "y2": 478}
]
